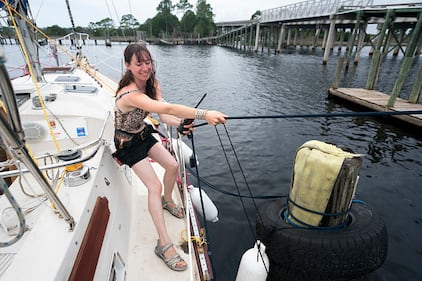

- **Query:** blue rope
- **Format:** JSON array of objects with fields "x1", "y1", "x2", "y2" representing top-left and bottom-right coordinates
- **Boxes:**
[
  {"x1": 282, "y1": 198, "x2": 369, "y2": 230},
  {"x1": 287, "y1": 196, "x2": 350, "y2": 217}
]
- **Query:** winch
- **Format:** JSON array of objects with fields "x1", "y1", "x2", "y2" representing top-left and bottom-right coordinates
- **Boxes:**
[{"x1": 64, "y1": 164, "x2": 90, "y2": 187}]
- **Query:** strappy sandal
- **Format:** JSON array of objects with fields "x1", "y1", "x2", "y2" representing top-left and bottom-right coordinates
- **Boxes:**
[
  {"x1": 161, "y1": 195, "x2": 185, "y2": 219},
  {"x1": 154, "y1": 240, "x2": 187, "y2": 271}
]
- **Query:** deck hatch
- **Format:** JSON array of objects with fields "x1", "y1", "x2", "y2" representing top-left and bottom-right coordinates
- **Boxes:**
[
  {"x1": 55, "y1": 75, "x2": 80, "y2": 82},
  {"x1": 65, "y1": 85, "x2": 98, "y2": 94}
]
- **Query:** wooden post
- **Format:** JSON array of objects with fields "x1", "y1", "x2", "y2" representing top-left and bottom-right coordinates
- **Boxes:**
[
  {"x1": 389, "y1": 12, "x2": 422, "y2": 107},
  {"x1": 321, "y1": 154, "x2": 362, "y2": 227},
  {"x1": 366, "y1": 9, "x2": 393, "y2": 90},
  {"x1": 332, "y1": 56, "x2": 345, "y2": 89},
  {"x1": 409, "y1": 62, "x2": 422, "y2": 103},
  {"x1": 288, "y1": 141, "x2": 362, "y2": 228},
  {"x1": 345, "y1": 11, "x2": 362, "y2": 71},
  {"x1": 353, "y1": 21, "x2": 367, "y2": 65}
]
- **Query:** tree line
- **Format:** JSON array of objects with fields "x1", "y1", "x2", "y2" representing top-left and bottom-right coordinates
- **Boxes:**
[{"x1": 1, "y1": 0, "x2": 258, "y2": 40}]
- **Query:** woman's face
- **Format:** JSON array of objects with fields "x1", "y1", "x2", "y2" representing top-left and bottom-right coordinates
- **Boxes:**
[{"x1": 126, "y1": 52, "x2": 153, "y2": 82}]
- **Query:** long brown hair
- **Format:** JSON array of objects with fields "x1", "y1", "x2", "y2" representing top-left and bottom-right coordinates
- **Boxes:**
[{"x1": 116, "y1": 43, "x2": 157, "y2": 99}]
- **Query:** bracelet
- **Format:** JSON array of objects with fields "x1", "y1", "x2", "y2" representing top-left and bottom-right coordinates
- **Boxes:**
[{"x1": 195, "y1": 109, "x2": 207, "y2": 120}]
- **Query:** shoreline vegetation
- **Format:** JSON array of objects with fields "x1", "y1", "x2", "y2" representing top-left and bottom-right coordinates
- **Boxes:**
[{"x1": 0, "y1": 0, "x2": 259, "y2": 44}]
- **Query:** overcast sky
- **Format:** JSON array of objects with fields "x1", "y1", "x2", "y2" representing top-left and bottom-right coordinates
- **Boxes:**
[{"x1": 28, "y1": 0, "x2": 411, "y2": 28}]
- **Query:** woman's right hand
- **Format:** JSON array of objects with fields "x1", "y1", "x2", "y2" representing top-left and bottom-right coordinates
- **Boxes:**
[{"x1": 205, "y1": 110, "x2": 227, "y2": 126}]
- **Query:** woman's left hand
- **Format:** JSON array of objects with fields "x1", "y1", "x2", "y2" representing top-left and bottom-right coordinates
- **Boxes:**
[{"x1": 178, "y1": 120, "x2": 195, "y2": 135}]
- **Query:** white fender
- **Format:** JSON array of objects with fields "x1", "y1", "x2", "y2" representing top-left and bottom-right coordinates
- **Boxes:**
[
  {"x1": 235, "y1": 241, "x2": 269, "y2": 281},
  {"x1": 188, "y1": 185, "x2": 219, "y2": 222},
  {"x1": 171, "y1": 138, "x2": 198, "y2": 167}
]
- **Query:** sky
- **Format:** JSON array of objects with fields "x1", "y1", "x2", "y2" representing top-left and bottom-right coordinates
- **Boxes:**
[{"x1": 27, "y1": 0, "x2": 411, "y2": 28}]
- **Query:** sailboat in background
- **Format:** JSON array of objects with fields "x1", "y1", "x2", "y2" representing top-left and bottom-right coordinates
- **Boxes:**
[{"x1": 0, "y1": 0, "x2": 214, "y2": 280}]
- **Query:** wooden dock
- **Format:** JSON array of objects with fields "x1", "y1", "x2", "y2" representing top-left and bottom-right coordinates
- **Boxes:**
[{"x1": 328, "y1": 88, "x2": 422, "y2": 127}]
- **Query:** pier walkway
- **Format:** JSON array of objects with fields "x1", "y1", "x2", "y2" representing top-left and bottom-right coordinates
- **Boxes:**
[{"x1": 328, "y1": 88, "x2": 422, "y2": 127}]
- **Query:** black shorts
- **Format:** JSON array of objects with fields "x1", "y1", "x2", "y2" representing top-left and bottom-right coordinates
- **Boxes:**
[{"x1": 113, "y1": 130, "x2": 158, "y2": 167}]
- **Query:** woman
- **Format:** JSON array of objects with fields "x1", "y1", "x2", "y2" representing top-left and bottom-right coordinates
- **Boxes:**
[{"x1": 113, "y1": 43, "x2": 227, "y2": 271}]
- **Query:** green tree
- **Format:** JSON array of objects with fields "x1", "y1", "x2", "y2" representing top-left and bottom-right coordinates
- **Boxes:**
[
  {"x1": 44, "y1": 25, "x2": 68, "y2": 36},
  {"x1": 180, "y1": 10, "x2": 196, "y2": 34},
  {"x1": 195, "y1": 0, "x2": 215, "y2": 37},
  {"x1": 157, "y1": 0, "x2": 174, "y2": 14},
  {"x1": 120, "y1": 14, "x2": 140, "y2": 29},
  {"x1": 156, "y1": 0, "x2": 179, "y2": 38},
  {"x1": 87, "y1": 21, "x2": 100, "y2": 36},
  {"x1": 96, "y1": 17, "x2": 114, "y2": 37},
  {"x1": 175, "y1": 0, "x2": 193, "y2": 15},
  {"x1": 139, "y1": 18, "x2": 154, "y2": 37},
  {"x1": 176, "y1": 0, "x2": 194, "y2": 36},
  {"x1": 251, "y1": 10, "x2": 261, "y2": 20},
  {"x1": 120, "y1": 14, "x2": 140, "y2": 36}
]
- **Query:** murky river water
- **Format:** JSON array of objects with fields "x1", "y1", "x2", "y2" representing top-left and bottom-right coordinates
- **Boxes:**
[{"x1": 3, "y1": 42, "x2": 421, "y2": 281}]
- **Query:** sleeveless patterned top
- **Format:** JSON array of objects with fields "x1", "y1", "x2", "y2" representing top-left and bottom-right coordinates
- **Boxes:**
[{"x1": 114, "y1": 89, "x2": 149, "y2": 133}]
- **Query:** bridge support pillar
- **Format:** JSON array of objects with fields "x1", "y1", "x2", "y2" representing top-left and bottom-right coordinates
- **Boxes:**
[
  {"x1": 254, "y1": 22, "x2": 260, "y2": 52},
  {"x1": 277, "y1": 24, "x2": 286, "y2": 52},
  {"x1": 321, "y1": 29, "x2": 328, "y2": 50},
  {"x1": 313, "y1": 24, "x2": 321, "y2": 50},
  {"x1": 345, "y1": 11, "x2": 363, "y2": 70},
  {"x1": 323, "y1": 16, "x2": 336, "y2": 65},
  {"x1": 287, "y1": 29, "x2": 292, "y2": 46},
  {"x1": 353, "y1": 21, "x2": 367, "y2": 65},
  {"x1": 293, "y1": 29, "x2": 298, "y2": 46},
  {"x1": 338, "y1": 29, "x2": 345, "y2": 51}
]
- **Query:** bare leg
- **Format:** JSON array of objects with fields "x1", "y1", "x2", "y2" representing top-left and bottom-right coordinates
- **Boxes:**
[
  {"x1": 148, "y1": 142, "x2": 182, "y2": 217},
  {"x1": 131, "y1": 142, "x2": 185, "y2": 267}
]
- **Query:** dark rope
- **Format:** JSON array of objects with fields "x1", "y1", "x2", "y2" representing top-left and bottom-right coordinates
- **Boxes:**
[
  {"x1": 193, "y1": 109, "x2": 422, "y2": 128},
  {"x1": 186, "y1": 167, "x2": 286, "y2": 199}
]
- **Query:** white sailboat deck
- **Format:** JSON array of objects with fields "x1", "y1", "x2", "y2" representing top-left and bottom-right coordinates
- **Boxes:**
[{"x1": 127, "y1": 162, "x2": 199, "y2": 281}]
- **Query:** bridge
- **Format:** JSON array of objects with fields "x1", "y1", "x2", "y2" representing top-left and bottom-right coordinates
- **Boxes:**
[
  {"x1": 215, "y1": 0, "x2": 422, "y2": 65},
  {"x1": 215, "y1": 0, "x2": 422, "y2": 125}
]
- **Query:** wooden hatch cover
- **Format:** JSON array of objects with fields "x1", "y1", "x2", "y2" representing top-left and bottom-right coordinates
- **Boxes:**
[{"x1": 68, "y1": 196, "x2": 110, "y2": 281}]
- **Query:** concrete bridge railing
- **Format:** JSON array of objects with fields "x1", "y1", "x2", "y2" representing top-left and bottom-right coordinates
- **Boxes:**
[{"x1": 260, "y1": 0, "x2": 374, "y2": 23}]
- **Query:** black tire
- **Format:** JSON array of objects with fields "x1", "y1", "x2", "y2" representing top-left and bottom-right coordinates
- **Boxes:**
[{"x1": 256, "y1": 198, "x2": 388, "y2": 281}]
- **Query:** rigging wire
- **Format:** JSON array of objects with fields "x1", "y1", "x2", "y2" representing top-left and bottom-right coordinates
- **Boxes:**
[
  {"x1": 64, "y1": 0, "x2": 76, "y2": 32},
  {"x1": 213, "y1": 124, "x2": 270, "y2": 274}
]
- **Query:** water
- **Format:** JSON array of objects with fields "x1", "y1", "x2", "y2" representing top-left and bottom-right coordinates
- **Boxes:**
[{"x1": 3, "y1": 42, "x2": 422, "y2": 281}]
